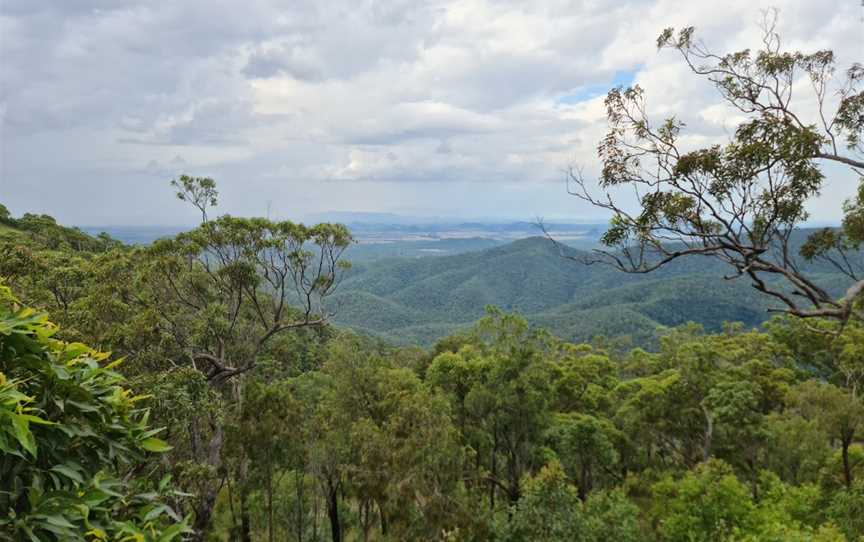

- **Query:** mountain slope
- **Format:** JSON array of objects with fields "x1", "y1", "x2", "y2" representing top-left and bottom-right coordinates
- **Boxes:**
[{"x1": 331, "y1": 235, "x2": 851, "y2": 346}]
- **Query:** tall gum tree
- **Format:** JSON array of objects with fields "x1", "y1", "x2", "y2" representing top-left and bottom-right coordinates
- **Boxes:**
[
  {"x1": 562, "y1": 13, "x2": 864, "y2": 327},
  {"x1": 142, "y1": 177, "x2": 352, "y2": 535}
]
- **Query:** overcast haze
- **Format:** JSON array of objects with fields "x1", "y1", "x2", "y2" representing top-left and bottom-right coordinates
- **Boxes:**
[{"x1": 0, "y1": 0, "x2": 861, "y2": 226}]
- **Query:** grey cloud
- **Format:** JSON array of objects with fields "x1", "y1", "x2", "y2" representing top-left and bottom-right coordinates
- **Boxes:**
[
  {"x1": 117, "y1": 100, "x2": 258, "y2": 146},
  {"x1": 243, "y1": 42, "x2": 326, "y2": 81},
  {"x1": 0, "y1": 0, "x2": 859, "y2": 225},
  {"x1": 340, "y1": 102, "x2": 501, "y2": 145}
]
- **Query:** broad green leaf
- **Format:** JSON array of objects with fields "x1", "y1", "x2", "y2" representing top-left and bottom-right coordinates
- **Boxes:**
[
  {"x1": 139, "y1": 437, "x2": 172, "y2": 453},
  {"x1": 51, "y1": 464, "x2": 84, "y2": 484},
  {"x1": 11, "y1": 413, "x2": 36, "y2": 457}
]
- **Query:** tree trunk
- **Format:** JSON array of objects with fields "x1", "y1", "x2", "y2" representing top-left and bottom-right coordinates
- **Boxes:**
[
  {"x1": 191, "y1": 491, "x2": 218, "y2": 540},
  {"x1": 191, "y1": 424, "x2": 225, "y2": 537},
  {"x1": 701, "y1": 403, "x2": 714, "y2": 462},
  {"x1": 312, "y1": 489, "x2": 319, "y2": 542},
  {"x1": 747, "y1": 455, "x2": 758, "y2": 501},
  {"x1": 378, "y1": 500, "x2": 388, "y2": 537},
  {"x1": 842, "y1": 434, "x2": 854, "y2": 489},
  {"x1": 361, "y1": 501, "x2": 372, "y2": 542},
  {"x1": 232, "y1": 444, "x2": 252, "y2": 542},
  {"x1": 578, "y1": 462, "x2": 590, "y2": 502},
  {"x1": 296, "y1": 469, "x2": 304, "y2": 542},
  {"x1": 327, "y1": 483, "x2": 341, "y2": 542},
  {"x1": 240, "y1": 484, "x2": 252, "y2": 542},
  {"x1": 490, "y1": 429, "x2": 498, "y2": 511},
  {"x1": 267, "y1": 463, "x2": 274, "y2": 542},
  {"x1": 507, "y1": 448, "x2": 521, "y2": 508}
]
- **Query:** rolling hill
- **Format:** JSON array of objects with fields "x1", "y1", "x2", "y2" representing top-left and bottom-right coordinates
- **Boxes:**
[{"x1": 330, "y1": 235, "x2": 852, "y2": 346}]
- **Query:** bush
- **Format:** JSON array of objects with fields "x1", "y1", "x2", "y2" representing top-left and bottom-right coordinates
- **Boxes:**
[{"x1": 0, "y1": 282, "x2": 190, "y2": 540}]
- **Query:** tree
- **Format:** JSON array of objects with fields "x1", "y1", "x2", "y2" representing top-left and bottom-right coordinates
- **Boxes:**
[
  {"x1": 827, "y1": 479, "x2": 864, "y2": 540},
  {"x1": 427, "y1": 308, "x2": 556, "y2": 510},
  {"x1": 495, "y1": 461, "x2": 586, "y2": 542},
  {"x1": 582, "y1": 489, "x2": 641, "y2": 542},
  {"x1": 652, "y1": 459, "x2": 757, "y2": 541},
  {"x1": 788, "y1": 380, "x2": 864, "y2": 489},
  {"x1": 546, "y1": 413, "x2": 620, "y2": 501},
  {"x1": 309, "y1": 334, "x2": 463, "y2": 542},
  {"x1": 564, "y1": 12, "x2": 864, "y2": 325},
  {"x1": 0, "y1": 281, "x2": 189, "y2": 540},
  {"x1": 138, "y1": 180, "x2": 352, "y2": 534},
  {"x1": 224, "y1": 380, "x2": 302, "y2": 542},
  {"x1": 171, "y1": 175, "x2": 219, "y2": 223},
  {"x1": 144, "y1": 214, "x2": 351, "y2": 387},
  {"x1": 495, "y1": 461, "x2": 640, "y2": 542},
  {"x1": 763, "y1": 413, "x2": 831, "y2": 485}
]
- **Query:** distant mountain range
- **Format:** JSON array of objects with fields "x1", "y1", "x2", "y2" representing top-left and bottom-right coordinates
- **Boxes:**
[
  {"x1": 81, "y1": 219, "x2": 606, "y2": 246},
  {"x1": 330, "y1": 235, "x2": 853, "y2": 347},
  {"x1": 300, "y1": 211, "x2": 610, "y2": 226}
]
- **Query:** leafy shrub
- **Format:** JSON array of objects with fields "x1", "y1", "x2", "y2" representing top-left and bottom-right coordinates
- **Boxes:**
[{"x1": 0, "y1": 282, "x2": 190, "y2": 540}]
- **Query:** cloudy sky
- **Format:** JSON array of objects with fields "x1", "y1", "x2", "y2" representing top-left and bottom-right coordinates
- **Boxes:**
[{"x1": 0, "y1": 0, "x2": 861, "y2": 226}]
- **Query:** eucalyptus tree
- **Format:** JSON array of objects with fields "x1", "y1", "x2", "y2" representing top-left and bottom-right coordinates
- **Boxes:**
[
  {"x1": 428, "y1": 308, "x2": 558, "y2": 510},
  {"x1": 546, "y1": 413, "x2": 620, "y2": 501},
  {"x1": 788, "y1": 380, "x2": 864, "y2": 489},
  {"x1": 495, "y1": 461, "x2": 640, "y2": 542},
  {"x1": 565, "y1": 13, "x2": 864, "y2": 325},
  {"x1": 138, "y1": 178, "x2": 352, "y2": 534},
  {"x1": 143, "y1": 215, "x2": 351, "y2": 387},
  {"x1": 307, "y1": 334, "x2": 463, "y2": 542},
  {"x1": 224, "y1": 380, "x2": 303, "y2": 542},
  {"x1": 171, "y1": 175, "x2": 219, "y2": 223}
]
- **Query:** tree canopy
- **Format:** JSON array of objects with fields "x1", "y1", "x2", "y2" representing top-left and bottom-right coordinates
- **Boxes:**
[{"x1": 566, "y1": 12, "x2": 864, "y2": 325}]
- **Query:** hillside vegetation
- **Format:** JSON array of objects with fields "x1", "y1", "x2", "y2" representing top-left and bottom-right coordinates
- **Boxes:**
[
  {"x1": 4, "y1": 188, "x2": 864, "y2": 542},
  {"x1": 332, "y1": 235, "x2": 850, "y2": 346}
]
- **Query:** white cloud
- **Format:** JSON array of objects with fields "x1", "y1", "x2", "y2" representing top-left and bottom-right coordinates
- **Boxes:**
[{"x1": 0, "y1": 0, "x2": 859, "y2": 224}]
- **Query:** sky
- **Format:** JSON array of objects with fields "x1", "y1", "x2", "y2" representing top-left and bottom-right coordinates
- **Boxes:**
[{"x1": 0, "y1": 0, "x2": 861, "y2": 226}]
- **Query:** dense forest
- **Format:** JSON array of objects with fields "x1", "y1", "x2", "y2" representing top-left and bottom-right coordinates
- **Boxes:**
[
  {"x1": 329, "y1": 231, "x2": 854, "y2": 346},
  {"x1": 3, "y1": 20, "x2": 864, "y2": 542},
  {"x1": 3, "y1": 199, "x2": 864, "y2": 541}
]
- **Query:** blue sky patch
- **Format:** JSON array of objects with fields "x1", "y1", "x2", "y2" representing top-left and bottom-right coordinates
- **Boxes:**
[{"x1": 555, "y1": 69, "x2": 637, "y2": 105}]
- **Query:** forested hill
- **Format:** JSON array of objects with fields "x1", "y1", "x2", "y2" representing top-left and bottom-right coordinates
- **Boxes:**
[
  {"x1": 331, "y1": 235, "x2": 852, "y2": 346},
  {"x1": 0, "y1": 210, "x2": 119, "y2": 251},
  {"x1": 3, "y1": 207, "x2": 850, "y2": 348}
]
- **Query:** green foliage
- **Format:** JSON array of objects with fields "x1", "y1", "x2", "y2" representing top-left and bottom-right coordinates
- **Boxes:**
[
  {"x1": 311, "y1": 334, "x2": 464, "y2": 540},
  {"x1": 827, "y1": 479, "x2": 864, "y2": 540},
  {"x1": 495, "y1": 461, "x2": 586, "y2": 542},
  {"x1": 496, "y1": 461, "x2": 640, "y2": 542},
  {"x1": 651, "y1": 459, "x2": 850, "y2": 542},
  {"x1": 546, "y1": 413, "x2": 620, "y2": 500},
  {"x1": 0, "y1": 211, "x2": 117, "y2": 253},
  {"x1": 428, "y1": 309, "x2": 558, "y2": 507},
  {"x1": 789, "y1": 381, "x2": 864, "y2": 488},
  {"x1": 331, "y1": 233, "x2": 849, "y2": 347},
  {"x1": 6, "y1": 177, "x2": 864, "y2": 541},
  {"x1": 0, "y1": 283, "x2": 189, "y2": 540},
  {"x1": 171, "y1": 175, "x2": 219, "y2": 222},
  {"x1": 582, "y1": 489, "x2": 641, "y2": 542},
  {"x1": 651, "y1": 459, "x2": 757, "y2": 541}
]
